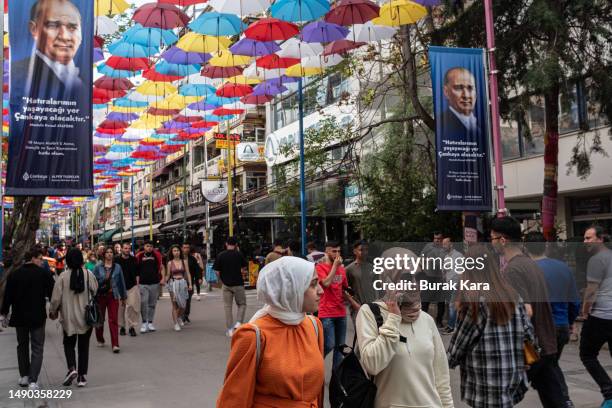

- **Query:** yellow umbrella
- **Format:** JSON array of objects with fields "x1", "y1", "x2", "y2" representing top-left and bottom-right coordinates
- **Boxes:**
[
  {"x1": 226, "y1": 75, "x2": 262, "y2": 85},
  {"x1": 95, "y1": 0, "x2": 131, "y2": 16},
  {"x1": 208, "y1": 50, "x2": 252, "y2": 67},
  {"x1": 176, "y1": 32, "x2": 231, "y2": 53},
  {"x1": 110, "y1": 106, "x2": 146, "y2": 114},
  {"x1": 135, "y1": 160, "x2": 156, "y2": 166},
  {"x1": 373, "y1": 0, "x2": 427, "y2": 26},
  {"x1": 136, "y1": 81, "x2": 177, "y2": 96},
  {"x1": 3, "y1": 33, "x2": 8, "y2": 44},
  {"x1": 131, "y1": 116, "x2": 165, "y2": 129},
  {"x1": 285, "y1": 64, "x2": 323, "y2": 77},
  {"x1": 150, "y1": 93, "x2": 199, "y2": 110}
]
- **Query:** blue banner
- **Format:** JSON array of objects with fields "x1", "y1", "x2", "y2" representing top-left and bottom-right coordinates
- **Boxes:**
[
  {"x1": 429, "y1": 46, "x2": 492, "y2": 212},
  {"x1": 7, "y1": 0, "x2": 93, "y2": 196}
]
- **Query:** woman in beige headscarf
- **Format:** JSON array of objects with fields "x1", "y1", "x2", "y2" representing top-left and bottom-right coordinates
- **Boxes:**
[{"x1": 356, "y1": 247, "x2": 454, "y2": 408}]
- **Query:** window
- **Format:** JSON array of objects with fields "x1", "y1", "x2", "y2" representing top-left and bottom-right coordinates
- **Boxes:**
[
  {"x1": 559, "y1": 83, "x2": 580, "y2": 134},
  {"x1": 586, "y1": 80, "x2": 609, "y2": 129},
  {"x1": 500, "y1": 118, "x2": 520, "y2": 160},
  {"x1": 193, "y1": 145, "x2": 205, "y2": 167},
  {"x1": 521, "y1": 96, "x2": 545, "y2": 156},
  {"x1": 255, "y1": 128, "x2": 265, "y2": 143}
]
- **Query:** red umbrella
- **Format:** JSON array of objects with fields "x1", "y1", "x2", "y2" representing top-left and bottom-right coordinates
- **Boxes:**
[
  {"x1": 213, "y1": 108, "x2": 245, "y2": 115},
  {"x1": 131, "y1": 151, "x2": 163, "y2": 160},
  {"x1": 96, "y1": 127, "x2": 126, "y2": 135},
  {"x1": 201, "y1": 65, "x2": 244, "y2": 79},
  {"x1": 94, "y1": 35, "x2": 105, "y2": 48},
  {"x1": 161, "y1": 144, "x2": 184, "y2": 153},
  {"x1": 191, "y1": 120, "x2": 219, "y2": 128},
  {"x1": 140, "y1": 139, "x2": 165, "y2": 146},
  {"x1": 93, "y1": 145, "x2": 109, "y2": 154},
  {"x1": 241, "y1": 94, "x2": 274, "y2": 104},
  {"x1": 256, "y1": 54, "x2": 300, "y2": 69},
  {"x1": 106, "y1": 56, "x2": 151, "y2": 71},
  {"x1": 244, "y1": 18, "x2": 299, "y2": 41},
  {"x1": 147, "y1": 107, "x2": 182, "y2": 116},
  {"x1": 93, "y1": 87, "x2": 127, "y2": 100},
  {"x1": 143, "y1": 67, "x2": 183, "y2": 82},
  {"x1": 93, "y1": 96, "x2": 111, "y2": 104},
  {"x1": 176, "y1": 131, "x2": 205, "y2": 141},
  {"x1": 323, "y1": 39, "x2": 366, "y2": 56},
  {"x1": 325, "y1": 0, "x2": 380, "y2": 25},
  {"x1": 173, "y1": 115, "x2": 203, "y2": 123},
  {"x1": 216, "y1": 83, "x2": 253, "y2": 97},
  {"x1": 133, "y1": 3, "x2": 190, "y2": 29},
  {"x1": 156, "y1": 127, "x2": 184, "y2": 134},
  {"x1": 159, "y1": 0, "x2": 207, "y2": 5},
  {"x1": 98, "y1": 119, "x2": 129, "y2": 130},
  {"x1": 94, "y1": 76, "x2": 135, "y2": 90}
]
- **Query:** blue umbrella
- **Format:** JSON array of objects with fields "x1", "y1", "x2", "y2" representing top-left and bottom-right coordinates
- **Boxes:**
[
  {"x1": 189, "y1": 12, "x2": 245, "y2": 36},
  {"x1": 271, "y1": 0, "x2": 330, "y2": 22},
  {"x1": 123, "y1": 23, "x2": 178, "y2": 47},
  {"x1": 114, "y1": 98, "x2": 149, "y2": 108},
  {"x1": 108, "y1": 41, "x2": 159, "y2": 58},
  {"x1": 179, "y1": 84, "x2": 217, "y2": 97},
  {"x1": 161, "y1": 46, "x2": 211, "y2": 64},
  {"x1": 166, "y1": 139, "x2": 189, "y2": 145},
  {"x1": 229, "y1": 38, "x2": 281, "y2": 56},
  {"x1": 301, "y1": 21, "x2": 349, "y2": 43},
  {"x1": 155, "y1": 61, "x2": 201, "y2": 76},
  {"x1": 93, "y1": 103, "x2": 109, "y2": 110},
  {"x1": 112, "y1": 158, "x2": 138, "y2": 167},
  {"x1": 97, "y1": 63, "x2": 141, "y2": 78}
]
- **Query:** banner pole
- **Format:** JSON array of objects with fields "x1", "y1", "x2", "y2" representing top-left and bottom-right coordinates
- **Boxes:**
[
  {"x1": 0, "y1": 6, "x2": 4, "y2": 265},
  {"x1": 149, "y1": 167, "x2": 153, "y2": 241},
  {"x1": 130, "y1": 176, "x2": 134, "y2": 250},
  {"x1": 484, "y1": 0, "x2": 506, "y2": 217},
  {"x1": 183, "y1": 145, "x2": 187, "y2": 242},
  {"x1": 226, "y1": 120, "x2": 233, "y2": 237},
  {"x1": 298, "y1": 78, "x2": 306, "y2": 257}
]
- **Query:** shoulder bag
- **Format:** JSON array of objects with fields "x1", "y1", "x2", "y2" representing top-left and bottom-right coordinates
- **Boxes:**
[{"x1": 84, "y1": 271, "x2": 100, "y2": 327}]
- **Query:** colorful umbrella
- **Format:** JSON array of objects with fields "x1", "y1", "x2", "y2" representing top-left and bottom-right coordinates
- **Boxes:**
[
  {"x1": 209, "y1": 0, "x2": 270, "y2": 16},
  {"x1": 188, "y1": 101, "x2": 220, "y2": 111},
  {"x1": 176, "y1": 32, "x2": 232, "y2": 53},
  {"x1": 209, "y1": 51, "x2": 252, "y2": 67},
  {"x1": 95, "y1": 15, "x2": 119, "y2": 35},
  {"x1": 243, "y1": 64, "x2": 286, "y2": 80},
  {"x1": 94, "y1": 76, "x2": 135, "y2": 91},
  {"x1": 106, "y1": 56, "x2": 151, "y2": 71},
  {"x1": 302, "y1": 54, "x2": 343, "y2": 68},
  {"x1": 108, "y1": 41, "x2": 159, "y2": 58},
  {"x1": 94, "y1": 48, "x2": 105, "y2": 63},
  {"x1": 136, "y1": 81, "x2": 178, "y2": 96},
  {"x1": 192, "y1": 120, "x2": 220, "y2": 128},
  {"x1": 271, "y1": 0, "x2": 330, "y2": 22},
  {"x1": 95, "y1": 0, "x2": 130, "y2": 16},
  {"x1": 216, "y1": 83, "x2": 253, "y2": 97},
  {"x1": 252, "y1": 82, "x2": 288, "y2": 96},
  {"x1": 123, "y1": 24, "x2": 179, "y2": 47},
  {"x1": 323, "y1": 39, "x2": 366, "y2": 55},
  {"x1": 159, "y1": 0, "x2": 208, "y2": 5},
  {"x1": 278, "y1": 38, "x2": 324, "y2": 58},
  {"x1": 301, "y1": 21, "x2": 349, "y2": 43},
  {"x1": 226, "y1": 75, "x2": 262, "y2": 85},
  {"x1": 97, "y1": 63, "x2": 141, "y2": 78},
  {"x1": 256, "y1": 54, "x2": 300, "y2": 69},
  {"x1": 229, "y1": 38, "x2": 281, "y2": 57},
  {"x1": 201, "y1": 65, "x2": 244, "y2": 79},
  {"x1": 142, "y1": 67, "x2": 184, "y2": 82},
  {"x1": 133, "y1": 3, "x2": 191, "y2": 29},
  {"x1": 94, "y1": 87, "x2": 127, "y2": 101},
  {"x1": 325, "y1": 0, "x2": 380, "y2": 26},
  {"x1": 244, "y1": 18, "x2": 299, "y2": 41},
  {"x1": 107, "y1": 112, "x2": 140, "y2": 122},
  {"x1": 189, "y1": 12, "x2": 246, "y2": 36},
  {"x1": 348, "y1": 22, "x2": 398, "y2": 41},
  {"x1": 155, "y1": 61, "x2": 200, "y2": 76},
  {"x1": 285, "y1": 64, "x2": 323, "y2": 77},
  {"x1": 179, "y1": 84, "x2": 217, "y2": 97},
  {"x1": 94, "y1": 35, "x2": 105, "y2": 48},
  {"x1": 373, "y1": 0, "x2": 427, "y2": 26},
  {"x1": 161, "y1": 47, "x2": 211, "y2": 64},
  {"x1": 241, "y1": 94, "x2": 274, "y2": 104}
]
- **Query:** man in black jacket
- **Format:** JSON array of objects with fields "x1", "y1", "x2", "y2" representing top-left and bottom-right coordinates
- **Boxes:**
[
  {"x1": 115, "y1": 242, "x2": 140, "y2": 337},
  {"x1": 181, "y1": 243, "x2": 203, "y2": 324},
  {"x1": 0, "y1": 248, "x2": 55, "y2": 389}
]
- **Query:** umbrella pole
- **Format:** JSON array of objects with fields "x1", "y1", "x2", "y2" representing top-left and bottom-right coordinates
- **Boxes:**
[
  {"x1": 298, "y1": 77, "x2": 306, "y2": 257},
  {"x1": 131, "y1": 176, "x2": 135, "y2": 250}
]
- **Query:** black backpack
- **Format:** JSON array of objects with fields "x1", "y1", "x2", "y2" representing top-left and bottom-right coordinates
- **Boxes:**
[{"x1": 329, "y1": 303, "x2": 384, "y2": 408}]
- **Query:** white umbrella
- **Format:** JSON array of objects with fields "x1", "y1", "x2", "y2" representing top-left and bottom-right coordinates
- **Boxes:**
[
  {"x1": 104, "y1": 151, "x2": 132, "y2": 161},
  {"x1": 95, "y1": 15, "x2": 119, "y2": 35},
  {"x1": 278, "y1": 38, "x2": 324, "y2": 58},
  {"x1": 209, "y1": 0, "x2": 270, "y2": 16},
  {"x1": 93, "y1": 136, "x2": 115, "y2": 146},
  {"x1": 302, "y1": 54, "x2": 343, "y2": 68},
  {"x1": 349, "y1": 22, "x2": 398, "y2": 42},
  {"x1": 126, "y1": 91, "x2": 165, "y2": 103},
  {"x1": 122, "y1": 129, "x2": 150, "y2": 140},
  {"x1": 243, "y1": 63, "x2": 286, "y2": 80}
]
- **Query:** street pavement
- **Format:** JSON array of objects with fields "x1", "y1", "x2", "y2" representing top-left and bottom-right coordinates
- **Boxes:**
[{"x1": 0, "y1": 288, "x2": 610, "y2": 408}]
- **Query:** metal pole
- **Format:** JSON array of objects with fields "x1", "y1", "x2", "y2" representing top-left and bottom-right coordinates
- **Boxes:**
[
  {"x1": 149, "y1": 167, "x2": 153, "y2": 241},
  {"x1": 131, "y1": 176, "x2": 135, "y2": 250},
  {"x1": 484, "y1": 0, "x2": 506, "y2": 217},
  {"x1": 226, "y1": 121, "x2": 233, "y2": 237},
  {"x1": 183, "y1": 145, "x2": 187, "y2": 242},
  {"x1": 119, "y1": 180, "x2": 124, "y2": 242},
  {"x1": 203, "y1": 139, "x2": 210, "y2": 260},
  {"x1": 0, "y1": 2, "x2": 4, "y2": 265},
  {"x1": 298, "y1": 78, "x2": 306, "y2": 256}
]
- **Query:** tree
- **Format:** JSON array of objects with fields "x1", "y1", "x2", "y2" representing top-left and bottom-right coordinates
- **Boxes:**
[{"x1": 433, "y1": 0, "x2": 612, "y2": 239}]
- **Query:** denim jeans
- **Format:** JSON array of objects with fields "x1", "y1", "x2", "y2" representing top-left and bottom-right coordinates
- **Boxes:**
[
  {"x1": 447, "y1": 300, "x2": 457, "y2": 330},
  {"x1": 321, "y1": 316, "x2": 347, "y2": 370}
]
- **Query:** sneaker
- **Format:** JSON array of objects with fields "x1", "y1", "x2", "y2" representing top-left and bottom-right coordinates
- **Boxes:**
[
  {"x1": 441, "y1": 326, "x2": 454, "y2": 335},
  {"x1": 97, "y1": 342, "x2": 105, "y2": 347},
  {"x1": 178, "y1": 318, "x2": 185, "y2": 327},
  {"x1": 147, "y1": 322, "x2": 156, "y2": 332},
  {"x1": 183, "y1": 315, "x2": 191, "y2": 324},
  {"x1": 62, "y1": 369, "x2": 77, "y2": 386},
  {"x1": 174, "y1": 323, "x2": 181, "y2": 331},
  {"x1": 77, "y1": 375, "x2": 87, "y2": 387},
  {"x1": 18, "y1": 376, "x2": 29, "y2": 387},
  {"x1": 140, "y1": 323, "x2": 149, "y2": 333},
  {"x1": 601, "y1": 400, "x2": 612, "y2": 408},
  {"x1": 112, "y1": 346, "x2": 120, "y2": 354},
  {"x1": 28, "y1": 383, "x2": 39, "y2": 390},
  {"x1": 225, "y1": 328, "x2": 234, "y2": 337},
  {"x1": 119, "y1": 327, "x2": 126, "y2": 336},
  {"x1": 196, "y1": 294, "x2": 201, "y2": 301},
  {"x1": 129, "y1": 328, "x2": 137, "y2": 337}
]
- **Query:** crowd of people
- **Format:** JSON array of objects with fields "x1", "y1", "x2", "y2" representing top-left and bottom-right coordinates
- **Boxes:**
[{"x1": 0, "y1": 216, "x2": 611, "y2": 408}]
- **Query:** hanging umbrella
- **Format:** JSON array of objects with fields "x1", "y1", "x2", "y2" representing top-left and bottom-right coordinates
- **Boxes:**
[
  {"x1": 94, "y1": 48, "x2": 105, "y2": 63},
  {"x1": 243, "y1": 63, "x2": 286, "y2": 80},
  {"x1": 216, "y1": 83, "x2": 253, "y2": 97},
  {"x1": 95, "y1": 0, "x2": 130, "y2": 16},
  {"x1": 174, "y1": 115, "x2": 204, "y2": 123},
  {"x1": 301, "y1": 21, "x2": 349, "y2": 43},
  {"x1": 213, "y1": 108, "x2": 245, "y2": 115},
  {"x1": 270, "y1": 0, "x2": 330, "y2": 22},
  {"x1": 209, "y1": 0, "x2": 270, "y2": 16},
  {"x1": 96, "y1": 15, "x2": 119, "y2": 35},
  {"x1": 201, "y1": 65, "x2": 244, "y2": 79},
  {"x1": 245, "y1": 18, "x2": 299, "y2": 41},
  {"x1": 252, "y1": 81, "x2": 288, "y2": 96},
  {"x1": 226, "y1": 75, "x2": 261, "y2": 85},
  {"x1": 142, "y1": 67, "x2": 184, "y2": 82},
  {"x1": 94, "y1": 35, "x2": 105, "y2": 48},
  {"x1": 323, "y1": 39, "x2": 366, "y2": 55},
  {"x1": 107, "y1": 112, "x2": 139, "y2": 121},
  {"x1": 413, "y1": 0, "x2": 440, "y2": 5},
  {"x1": 161, "y1": 46, "x2": 211, "y2": 64},
  {"x1": 188, "y1": 101, "x2": 220, "y2": 111},
  {"x1": 278, "y1": 38, "x2": 324, "y2": 58},
  {"x1": 161, "y1": 144, "x2": 185, "y2": 153},
  {"x1": 266, "y1": 75, "x2": 300, "y2": 86},
  {"x1": 325, "y1": 0, "x2": 380, "y2": 26},
  {"x1": 348, "y1": 22, "x2": 398, "y2": 41},
  {"x1": 136, "y1": 81, "x2": 178, "y2": 96},
  {"x1": 373, "y1": 0, "x2": 427, "y2": 26},
  {"x1": 155, "y1": 61, "x2": 200, "y2": 76},
  {"x1": 241, "y1": 94, "x2": 274, "y2": 104},
  {"x1": 97, "y1": 63, "x2": 141, "y2": 78},
  {"x1": 108, "y1": 41, "x2": 159, "y2": 58},
  {"x1": 94, "y1": 87, "x2": 127, "y2": 100},
  {"x1": 176, "y1": 32, "x2": 232, "y2": 53},
  {"x1": 208, "y1": 51, "x2": 252, "y2": 67},
  {"x1": 159, "y1": 0, "x2": 208, "y2": 5},
  {"x1": 94, "y1": 76, "x2": 134, "y2": 91},
  {"x1": 133, "y1": 3, "x2": 191, "y2": 29},
  {"x1": 106, "y1": 56, "x2": 151, "y2": 71},
  {"x1": 123, "y1": 24, "x2": 179, "y2": 47},
  {"x1": 179, "y1": 84, "x2": 217, "y2": 97},
  {"x1": 114, "y1": 98, "x2": 150, "y2": 108},
  {"x1": 285, "y1": 64, "x2": 323, "y2": 77},
  {"x1": 140, "y1": 137, "x2": 166, "y2": 146},
  {"x1": 192, "y1": 120, "x2": 220, "y2": 128},
  {"x1": 256, "y1": 54, "x2": 300, "y2": 69},
  {"x1": 302, "y1": 54, "x2": 344, "y2": 68},
  {"x1": 98, "y1": 119, "x2": 129, "y2": 130},
  {"x1": 230, "y1": 38, "x2": 280, "y2": 57},
  {"x1": 190, "y1": 12, "x2": 245, "y2": 36}
]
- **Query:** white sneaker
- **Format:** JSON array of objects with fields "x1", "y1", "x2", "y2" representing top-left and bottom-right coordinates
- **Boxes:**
[
  {"x1": 18, "y1": 376, "x2": 28, "y2": 387},
  {"x1": 178, "y1": 318, "x2": 184, "y2": 327},
  {"x1": 96, "y1": 342, "x2": 105, "y2": 347},
  {"x1": 28, "y1": 383, "x2": 39, "y2": 390},
  {"x1": 140, "y1": 323, "x2": 149, "y2": 333},
  {"x1": 147, "y1": 323, "x2": 156, "y2": 332},
  {"x1": 233, "y1": 322, "x2": 242, "y2": 330},
  {"x1": 196, "y1": 294, "x2": 201, "y2": 301},
  {"x1": 174, "y1": 323, "x2": 181, "y2": 331},
  {"x1": 225, "y1": 328, "x2": 234, "y2": 337}
]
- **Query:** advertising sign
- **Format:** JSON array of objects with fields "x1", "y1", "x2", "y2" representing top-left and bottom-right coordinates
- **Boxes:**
[
  {"x1": 429, "y1": 46, "x2": 492, "y2": 211},
  {"x1": 236, "y1": 142, "x2": 263, "y2": 162},
  {"x1": 201, "y1": 180, "x2": 228, "y2": 203},
  {"x1": 344, "y1": 184, "x2": 361, "y2": 214},
  {"x1": 7, "y1": 0, "x2": 94, "y2": 196}
]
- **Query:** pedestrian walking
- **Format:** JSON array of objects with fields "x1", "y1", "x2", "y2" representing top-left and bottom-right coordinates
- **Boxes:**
[
  {"x1": 192, "y1": 247, "x2": 206, "y2": 300},
  {"x1": 84, "y1": 251, "x2": 97, "y2": 272},
  {"x1": 448, "y1": 244, "x2": 532, "y2": 408},
  {"x1": 181, "y1": 242, "x2": 202, "y2": 324},
  {"x1": 580, "y1": 225, "x2": 612, "y2": 408},
  {"x1": 114, "y1": 243, "x2": 122, "y2": 257},
  {"x1": 165, "y1": 245, "x2": 192, "y2": 332},
  {"x1": 115, "y1": 242, "x2": 141, "y2": 337},
  {"x1": 346, "y1": 240, "x2": 377, "y2": 323},
  {"x1": 217, "y1": 256, "x2": 324, "y2": 407},
  {"x1": 0, "y1": 248, "x2": 55, "y2": 390},
  {"x1": 49, "y1": 248, "x2": 98, "y2": 387},
  {"x1": 490, "y1": 216, "x2": 569, "y2": 407},
  {"x1": 356, "y1": 248, "x2": 453, "y2": 408},
  {"x1": 316, "y1": 241, "x2": 350, "y2": 370},
  {"x1": 421, "y1": 232, "x2": 446, "y2": 327},
  {"x1": 441, "y1": 237, "x2": 463, "y2": 334},
  {"x1": 214, "y1": 237, "x2": 248, "y2": 337},
  {"x1": 93, "y1": 247, "x2": 127, "y2": 353},
  {"x1": 135, "y1": 241, "x2": 164, "y2": 333},
  {"x1": 55, "y1": 243, "x2": 67, "y2": 276},
  {"x1": 95, "y1": 244, "x2": 105, "y2": 261},
  {"x1": 264, "y1": 239, "x2": 290, "y2": 265}
]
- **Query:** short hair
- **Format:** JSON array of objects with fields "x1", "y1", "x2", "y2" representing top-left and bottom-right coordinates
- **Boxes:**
[
  {"x1": 65, "y1": 247, "x2": 84, "y2": 270},
  {"x1": 26, "y1": 248, "x2": 42, "y2": 261},
  {"x1": 325, "y1": 241, "x2": 340, "y2": 249},
  {"x1": 273, "y1": 239, "x2": 284, "y2": 247},
  {"x1": 144, "y1": 241, "x2": 153, "y2": 246},
  {"x1": 490, "y1": 216, "x2": 522, "y2": 241},
  {"x1": 353, "y1": 240, "x2": 367, "y2": 249},
  {"x1": 306, "y1": 241, "x2": 317, "y2": 251},
  {"x1": 524, "y1": 231, "x2": 546, "y2": 256},
  {"x1": 121, "y1": 242, "x2": 131, "y2": 248},
  {"x1": 443, "y1": 67, "x2": 474, "y2": 86},
  {"x1": 587, "y1": 225, "x2": 606, "y2": 240},
  {"x1": 181, "y1": 242, "x2": 191, "y2": 247},
  {"x1": 226, "y1": 237, "x2": 238, "y2": 246},
  {"x1": 30, "y1": 0, "x2": 80, "y2": 23}
]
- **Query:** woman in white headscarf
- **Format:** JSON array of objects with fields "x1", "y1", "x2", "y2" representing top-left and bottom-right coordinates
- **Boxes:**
[
  {"x1": 356, "y1": 247, "x2": 454, "y2": 408},
  {"x1": 217, "y1": 256, "x2": 325, "y2": 408}
]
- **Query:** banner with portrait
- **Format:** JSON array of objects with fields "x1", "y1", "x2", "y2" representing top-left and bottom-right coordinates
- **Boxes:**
[
  {"x1": 429, "y1": 46, "x2": 492, "y2": 212},
  {"x1": 7, "y1": 0, "x2": 93, "y2": 196}
]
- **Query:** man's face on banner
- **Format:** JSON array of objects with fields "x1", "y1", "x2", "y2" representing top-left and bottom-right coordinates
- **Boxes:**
[
  {"x1": 29, "y1": 0, "x2": 82, "y2": 65},
  {"x1": 443, "y1": 68, "x2": 476, "y2": 116}
]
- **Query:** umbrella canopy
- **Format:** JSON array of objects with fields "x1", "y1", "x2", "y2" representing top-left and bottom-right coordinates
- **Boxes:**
[
  {"x1": 94, "y1": 87, "x2": 127, "y2": 100},
  {"x1": 176, "y1": 32, "x2": 232, "y2": 53},
  {"x1": 97, "y1": 63, "x2": 140, "y2": 78},
  {"x1": 106, "y1": 56, "x2": 151, "y2": 71},
  {"x1": 256, "y1": 54, "x2": 300, "y2": 69},
  {"x1": 209, "y1": 51, "x2": 252, "y2": 67},
  {"x1": 230, "y1": 38, "x2": 281, "y2": 57},
  {"x1": 348, "y1": 21, "x2": 398, "y2": 41},
  {"x1": 94, "y1": 48, "x2": 105, "y2": 63},
  {"x1": 201, "y1": 65, "x2": 244, "y2": 79},
  {"x1": 373, "y1": 0, "x2": 427, "y2": 26},
  {"x1": 107, "y1": 112, "x2": 140, "y2": 121},
  {"x1": 159, "y1": 0, "x2": 208, "y2": 5},
  {"x1": 302, "y1": 54, "x2": 343, "y2": 68},
  {"x1": 413, "y1": 0, "x2": 440, "y2": 5},
  {"x1": 243, "y1": 64, "x2": 286, "y2": 80},
  {"x1": 192, "y1": 120, "x2": 220, "y2": 128},
  {"x1": 96, "y1": 15, "x2": 119, "y2": 35},
  {"x1": 133, "y1": 3, "x2": 191, "y2": 29},
  {"x1": 325, "y1": 0, "x2": 379, "y2": 25},
  {"x1": 244, "y1": 18, "x2": 299, "y2": 41},
  {"x1": 108, "y1": 41, "x2": 159, "y2": 58},
  {"x1": 216, "y1": 83, "x2": 253, "y2": 97},
  {"x1": 123, "y1": 24, "x2": 179, "y2": 47},
  {"x1": 241, "y1": 94, "x2": 274, "y2": 104},
  {"x1": 94, "y1": 76, "x2": 134, "y2": 91},
  {"x1": 285, "y1": 64, "x2": 323, "y2": 77},
  {"x1": 209, "y1": 0, "x2": 270, "y2": 16},
  {"x1": 323, "y1": 39, "x2": 366, "y2": 55},
  {"x1": 188, "y1": 101, "x2": 220, "y2": 111},
  {"x1": 142, "y1": 67, "x2": 184, "y2": 82},
  {"x1": 95, "y1": 0, "x2": 130, "y2": 16},
  {"x1": 278, "y1": 37, "x2": 324, "y2": 58},
  {"x1": 189, "y1": 12, "x2": 246, "y2": 36},
  {"x1": 270, "y1": 0, "x2": 330, "y2": 22},
  {"x1": 155, "y1": 61, "x2": 201, "y2": 76},
  {"x1": 136, "y1": 81, "x2": 178, "y2": 96},
  {"x1": 252, "y1": 81, "x2": 288, "y2": 96},
  {"x1": 94, "y1": 35, "x2": 105, "y2": 48},
  {"x1": 179, "y1": 84, "x2": 217, "y2": 97},
  {"x1": 301, "y1": 21, "x2": 349, "y2": 43},
  {"x1": 213, "y1": 108, "x2": 245, "y2": 115},
  {"x1": 161, "y1": 47, "x2": 211, "y2": 64},
  {"x1": 226, "y1": 75, "x2": 262, "y2": 85}
]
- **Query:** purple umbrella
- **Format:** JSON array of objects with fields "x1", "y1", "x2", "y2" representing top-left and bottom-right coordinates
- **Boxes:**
[
  {"x1": 115, "y1": 136, "x2": 141, "y2": 143},
  {"x1": 266, "y1": 75, "x2": 300, "y2": 86},
  {"x1": 184, "y1": 126, "x2": 211, "y2": 134},
  {"x1": 301, "y1": 21, "x2": 349, "y2": 43},
  {"x1": 252, "y1": 81, "x2": 288, "y2": 96},
  {"x1": 94, "y1": 132, "x2": 119, "y2": 139},
  {"x1": 107, "y1": 112, "x2": 140, "y2": 121},
  {"x1": 161, "y1": 46, "x2": 211, "y2": 64},
  {"x1": 229, "y1": 38, "x2": 281, "y2": 57},
  {"x1": 188, "y1": 101, "x2": 220, "y2": 111},
  {"x1": 94, "y1": 47, "x2": 105, "y2": 63},
  {"x1": 163, "y1": 120, "x2": 191, "y2": 129}
]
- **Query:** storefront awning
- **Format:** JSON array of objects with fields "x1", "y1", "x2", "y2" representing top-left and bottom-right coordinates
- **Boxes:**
[
  {"x1": 98, "y1": 228, "x2": 122, "y2": 243},
  {"x1": 111, "y1": 223, "x2": 162, "y2": 241}
]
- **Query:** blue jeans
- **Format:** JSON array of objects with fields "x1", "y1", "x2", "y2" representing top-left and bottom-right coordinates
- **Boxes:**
[
  {"x1": 447, "y1": 291, "x2": 457, "y2": 329},
  {"x1": 321, "y1": 316, "x2": 347, "y2": 370}
]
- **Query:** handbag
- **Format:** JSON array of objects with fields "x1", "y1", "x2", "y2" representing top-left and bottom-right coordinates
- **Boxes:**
[
  {"x1": 524, "y1": 339, "x2": 540, "y2": 366},
  {"x1": 84, "y1": 271, "x2": 100, "y2": 327}
]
